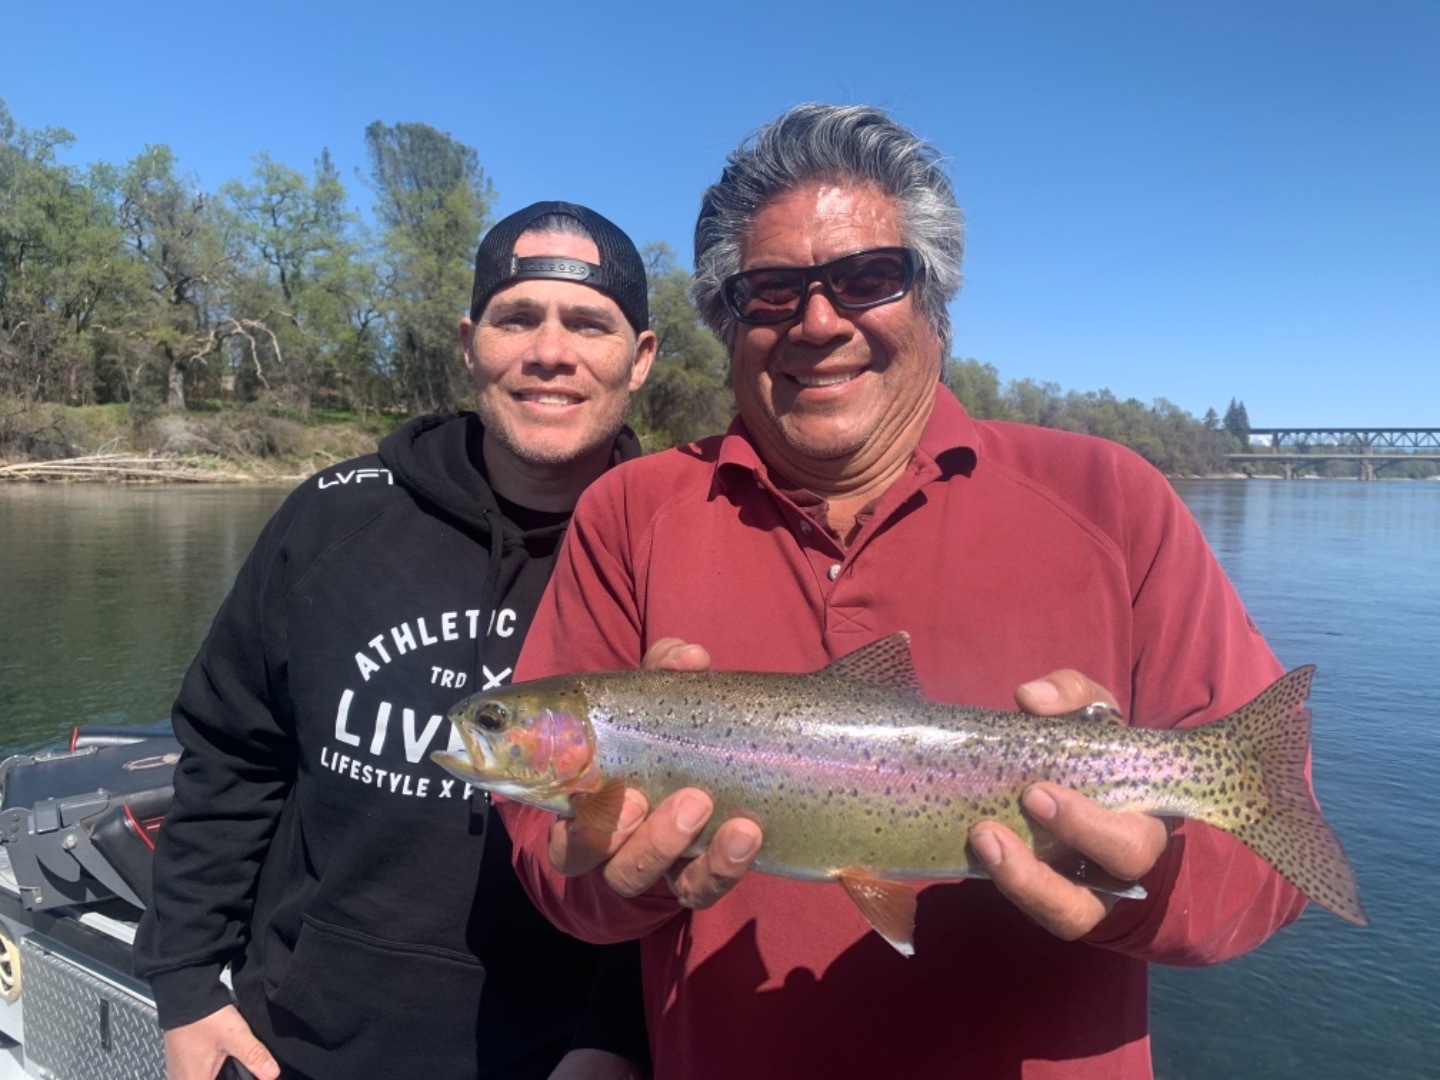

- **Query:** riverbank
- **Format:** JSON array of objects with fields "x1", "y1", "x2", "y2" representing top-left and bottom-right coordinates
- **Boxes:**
[
  {"x1": 0, "y1": 401, "x2": 401, "y2": 483},
  {"x1": 4, "y1": 401, "x2": 1437, "y2": 483}
]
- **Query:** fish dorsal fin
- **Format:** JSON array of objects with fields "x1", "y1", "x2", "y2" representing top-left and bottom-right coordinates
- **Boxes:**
[
  {"x1": 839, "y1": 871, "x2": 918, "y2": 957},
  {"x1": 819, "y1": 632, "x2": 925, "y2": 698},
  {"x1": 570, "y1": 778, "x2": 627, "y2": 832}
]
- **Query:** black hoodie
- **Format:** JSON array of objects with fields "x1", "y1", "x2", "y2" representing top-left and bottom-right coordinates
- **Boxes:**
[{"x1": 136, "y1": 413, "x2": 647, "y2": 1080}]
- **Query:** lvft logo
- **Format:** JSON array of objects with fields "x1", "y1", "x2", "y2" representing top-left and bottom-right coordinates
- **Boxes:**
[{"x1": 318, "y1": 468, "x2": 393, "y2": 489}]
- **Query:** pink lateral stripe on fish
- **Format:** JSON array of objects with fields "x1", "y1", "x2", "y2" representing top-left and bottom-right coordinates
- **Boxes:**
[{"x1": 431, "y1": 632, "x2": 1367, "y2": 956}]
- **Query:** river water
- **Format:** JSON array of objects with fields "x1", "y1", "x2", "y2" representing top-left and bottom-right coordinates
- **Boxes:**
[{"x1": 0, "y1": 478, "x2": 1435, "y2": 1078}]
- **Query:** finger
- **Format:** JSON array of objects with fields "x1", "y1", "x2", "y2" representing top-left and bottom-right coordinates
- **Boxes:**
[
  {"x1": 666, "y1": 817, "x2": 762, "y2": 909},
  {"x1": 548, "y1": 788, "x2": 649, "y2": 876},
  {"x1": 230, "y1": 1038, "x2": 282, "y2": 1080},
  {"x1": 1016, "y1": 668, "x2": 1119, "y2": 716},
  {"x1": 969, "y1": 820, "x2": 1114, "y2": 940},
  {"x1": 603, "y1": 789, "x2": 715, "y2": 897},
  {"x1": 642, "y1": 637, "x2": 712, "y2": 672},
  {"x1": 1022, "y1": 784, "x2": 1170, "y2": 881}
]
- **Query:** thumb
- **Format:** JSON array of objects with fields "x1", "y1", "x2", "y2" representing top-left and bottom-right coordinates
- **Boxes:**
[{"x1": 226, "y1": 1036, "x2": 281, "y2": 1080}]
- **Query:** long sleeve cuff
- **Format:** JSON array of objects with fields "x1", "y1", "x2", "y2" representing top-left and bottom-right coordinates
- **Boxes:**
[{"x1": 146, "y1": 963, "x2": 236, "y2": 1030}]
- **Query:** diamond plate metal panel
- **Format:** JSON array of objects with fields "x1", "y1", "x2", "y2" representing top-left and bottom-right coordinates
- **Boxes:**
[{"x1": 19, "y1": 938, "x2": 164, "y2": 1080}]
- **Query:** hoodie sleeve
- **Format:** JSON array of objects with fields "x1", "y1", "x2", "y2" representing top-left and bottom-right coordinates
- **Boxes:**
[{"x1": 133, "y1": 503, "x2": 298, "y2": 1028}]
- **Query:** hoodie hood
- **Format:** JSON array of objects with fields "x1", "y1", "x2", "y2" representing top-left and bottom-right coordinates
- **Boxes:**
[
  {"x1": 378, "y1": 412, "x2": 644, "y2": 539},
  {"x1": 379, "y1": 413, "x2": 500, "y2": 535}
]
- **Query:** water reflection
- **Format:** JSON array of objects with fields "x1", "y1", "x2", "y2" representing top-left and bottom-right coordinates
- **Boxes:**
[
  {"x1": 1155, "y1": 479, "x2": 1440, "y2": 1080},
  {"x1": 0, "y1": 484, "x2": 293, "y2": 749}
]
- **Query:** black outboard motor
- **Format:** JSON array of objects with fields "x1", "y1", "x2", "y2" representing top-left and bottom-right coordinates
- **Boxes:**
[{"x1": 0, "y1": 727, "x2": 179, "y2": 912}]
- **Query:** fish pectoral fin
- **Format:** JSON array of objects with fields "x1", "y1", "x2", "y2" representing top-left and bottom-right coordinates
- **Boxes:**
[
  {"x1": 1045, "y1": 847, "x2": 1148, "y2": 900},
  {"x1": 569, "y1": 778, "x2": 627, "y2": 832},
  {"x1": 838, "y1": 871, "x2": 918, "y2": 957}
]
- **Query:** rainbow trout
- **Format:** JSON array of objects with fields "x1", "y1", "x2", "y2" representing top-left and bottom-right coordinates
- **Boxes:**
[{"x1": 432, "y1": 633, "x2": 1366, "y2": 954}]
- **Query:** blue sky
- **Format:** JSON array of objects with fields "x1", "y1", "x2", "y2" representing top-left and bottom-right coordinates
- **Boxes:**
[{"x1": 7, "y1": 0, "x2": 1436, "y2": 428}]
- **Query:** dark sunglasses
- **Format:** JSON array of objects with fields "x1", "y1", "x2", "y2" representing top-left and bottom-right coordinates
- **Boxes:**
[{"x1": 723, "y1": 247, "x2": 919, "y2": 325}]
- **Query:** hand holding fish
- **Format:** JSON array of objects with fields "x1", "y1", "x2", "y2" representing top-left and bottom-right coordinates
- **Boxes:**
[
  {"x1": 543, "y1": 638, "x2": 764, "y2": 911},
  {"x1": 969, "y1": 668, "x2": 1171, "y2": 940}
]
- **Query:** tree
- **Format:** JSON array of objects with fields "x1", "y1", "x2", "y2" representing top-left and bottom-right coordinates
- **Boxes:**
[
  {"x1": 1004, "y1": 377, "x2": 1065, "y2": 428},
  {"x1": 945, "y1": 358, "x2": 1006, "y2": 419},
  {"x1": 366, "y1": 122, "x2": 493, "y2": 413},
  {"x1": 1222, "y1": 398, "x2": 1251, "y2": 442},
  {"x1": 104, "y1": 145, "x2": 233, "y2": 409},
  {"x1": 628, "y1": 243, "x2": 733, "y2": 448},
  {"x1": 222, "y1": 151, "x2": 378, "y2": 414},
  {"x1": 0, "y1": 100, "x2": 130, "y2": 404}
]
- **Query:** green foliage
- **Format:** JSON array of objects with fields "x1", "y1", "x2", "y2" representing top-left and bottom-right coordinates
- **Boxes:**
[
  {"x1": 4, "y1": 97, "x2": 1426, "y2": 482},
  {"x1": 1223, "y1": 398, "x2": 1251, "y2": 441},
  {"x1": 221, "y1": 151, "x2": 377, "y2": 416},
  {"x1": 365, "y1": 121, "x2": 494, "y2": 414},
  {"x1": 0, "y1": 98, "x2": 498, "y2": 422},
  {"x1": 105, "y1": 144, "x2": 236, "y2": 410},
  {"x1": 629, "y1": 243, "x2": 734, "y2": 449},
  {"x1": 0, "y1": 395, "x2": 83, "y2": 459},
  {"x1": 0, "y1": 103, "x2": 133, "y2": 405},
  {"x1": 945, "y1": 358, "x2": 1241, "y2": 476}
]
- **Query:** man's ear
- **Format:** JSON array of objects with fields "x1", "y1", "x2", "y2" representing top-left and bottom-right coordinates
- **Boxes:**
[
  {"x1": 458, "y1": 316, "x2": 477, "y2": 373},
  {"x1": 628, "y1": 329, "x2": 659, "y2": 392}
]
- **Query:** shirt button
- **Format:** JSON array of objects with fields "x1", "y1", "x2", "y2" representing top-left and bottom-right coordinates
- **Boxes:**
[
  {"x1": 799, "y1": 521, "x2": 812, "y2": 534},
  {"x1": 827, "y1": 563, "x2": 841, "y2": 581}
]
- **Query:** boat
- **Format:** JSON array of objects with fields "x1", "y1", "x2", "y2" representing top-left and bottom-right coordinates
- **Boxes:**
[{"x1": 0, "y1": 726, "x2": 250, "y2": 1079}]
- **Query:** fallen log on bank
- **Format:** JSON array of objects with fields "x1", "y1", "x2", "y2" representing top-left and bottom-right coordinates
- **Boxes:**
[{"x1": 0, "y1": 452, "x2": 250, "y2": 483}]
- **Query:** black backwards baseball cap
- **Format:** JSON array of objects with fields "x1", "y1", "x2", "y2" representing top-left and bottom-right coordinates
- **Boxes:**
[{"x1": 467, "y1": 200, "x2": 649, "y2": 334}]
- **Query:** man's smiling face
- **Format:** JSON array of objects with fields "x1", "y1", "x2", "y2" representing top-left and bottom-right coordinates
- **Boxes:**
[
  {"x1": 462, "y1": 230, "x2": 654, "y2": 483},
  {"x1": 728, "y1": 181, "x2": 943, "y2": 489}
]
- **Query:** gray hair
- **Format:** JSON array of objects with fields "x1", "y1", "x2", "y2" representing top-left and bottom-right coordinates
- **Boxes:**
[{"x1": 692, "y1": 104, "x2": 965, "y2": 352}]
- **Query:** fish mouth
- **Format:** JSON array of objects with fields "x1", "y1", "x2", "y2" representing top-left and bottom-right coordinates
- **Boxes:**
[
  {"x1": 457, "y1": 716, "x2": 507, "y2": 774},
  {"x1": 429, "y1": 748, "x2": 484, "y2": 783}
]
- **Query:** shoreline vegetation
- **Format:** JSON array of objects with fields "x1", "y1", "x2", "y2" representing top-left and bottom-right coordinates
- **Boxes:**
[
  {"x1": 0, "y1": 401, "x2": 398, "y2": 484},
  {"x1": 3, "y1": 96, "x2": 1432, "y2": 484},
  {"x1": 3, "y1": 394, "x2": 1435, "y2": 486}
]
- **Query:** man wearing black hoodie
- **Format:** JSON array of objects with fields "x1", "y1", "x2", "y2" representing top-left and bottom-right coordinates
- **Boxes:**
[{"x1": 135, "y1": 202, "x2": 658, "y2": 1080}]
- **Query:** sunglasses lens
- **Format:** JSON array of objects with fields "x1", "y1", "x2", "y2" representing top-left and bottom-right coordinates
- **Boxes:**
[
  {"x1": 724, "y1": 248, "x2": 915, "y2": 324},
  {"x1": 727, "y1": 270, "x2": 806, "y2": 324},
  {"x1": 827, "y1": 251, "x2": 910, "y2": 308}
]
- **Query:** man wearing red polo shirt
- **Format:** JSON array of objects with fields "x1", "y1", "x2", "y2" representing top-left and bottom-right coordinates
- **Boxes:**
[{"x1": 503, "y1": 107, "x2": 1307, "y2": 1079}]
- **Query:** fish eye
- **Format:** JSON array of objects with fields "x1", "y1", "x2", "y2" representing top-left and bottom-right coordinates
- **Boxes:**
[{"x1": 474, "y1": 704, "x2": 508, "y2": 732}]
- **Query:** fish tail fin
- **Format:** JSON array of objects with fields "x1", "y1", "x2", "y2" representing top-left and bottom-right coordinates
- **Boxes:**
[{"x1": 1200, "y1": 666, "x2": 1368, "y2": 926}]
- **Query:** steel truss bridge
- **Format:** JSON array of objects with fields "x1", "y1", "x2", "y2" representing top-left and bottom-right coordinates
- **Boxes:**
[{"x1": 1228, "y1": 428, "x2": 1440, "y2": 480}]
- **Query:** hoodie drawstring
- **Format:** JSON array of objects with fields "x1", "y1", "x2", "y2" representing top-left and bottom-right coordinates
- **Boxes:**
[{"x1": 470, "y1": 511, "x2": 506, "y2": 815}]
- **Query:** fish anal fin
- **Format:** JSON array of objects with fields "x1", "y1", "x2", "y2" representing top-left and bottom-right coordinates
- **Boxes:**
[
  {"x1": 820, "y1": 633, "x2": 925, "y2": 699},
  {"x1": 570, "y1": 778, "x2": 627, "y2": 832},
  {"x1": 838, "y1": 871, "x2": 918, "y2": 957}
]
